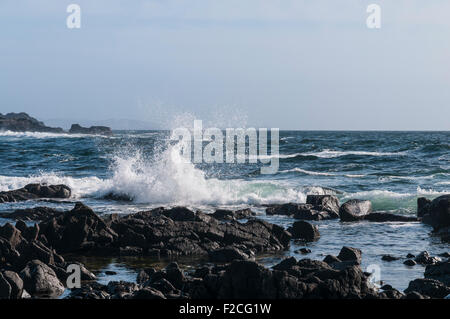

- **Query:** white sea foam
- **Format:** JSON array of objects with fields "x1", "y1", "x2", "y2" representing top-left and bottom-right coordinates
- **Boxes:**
[
  {"x1": 301, "y1": 149, "x2": 406, "y2": 158},
  {"x1": 279, "y1": 168, "x2": 336, "y2": 176}
]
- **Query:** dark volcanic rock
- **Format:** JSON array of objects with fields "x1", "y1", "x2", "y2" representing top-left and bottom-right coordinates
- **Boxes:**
[
  {"x1": 382, "y1": 255, "x2": 400, "y2": 262},
  {"x1": 287, "y1": 221, "x2": 320, "y2": 242},
  {"x1": 306, "y1": 195, "x2": 340, "y2": 216},
  {"x1": 424, "y1": 260, "x2": 450, "y2": 286},
  {"x1": 0, "y1": 112, "x2": 63, "y2": 133},
  {"x1": 106, "y1": 206, "x2": 291, "y2": 258},
  {"x1": 266, "y1": 197, "x2": 339, "y2": 221},
  {"x1": 213, "y1": 257, "x2": 376, "y2": 299},
  {"x1": 209, "y1": 247, "x2": 249, "y2": 262},
  {"x1": 69, "y1": 124, "x2": 112, "y2": 136},
  {"x1": 404, "y1": 259, "x2": 416, "y2": 267},
  {"x1": 364, "y1": 213, "x2": 418, "y2": 222},
  {"x1": 339, "y1": 199, "x2": 372, "y2": 222},
  {"x1": 0, "y1": 270, "x2": 23, "y2": 299},
  {"x1": 337, "y1": 246, "x2": 362, "y2": 265},
  {"x1": 39, "y1": 202, "x2": 118, "y2": 254},
  {"x1": 0, "y1": 184, "x2": 71, "y2": 203},
  {"x1": 212, "y1": 209, "x2": 255, "y2": 221},
  {"x1": 19, "y1": 260, "x2": 65, "y2": 297},
  {"x1": 415, "y1": 251, "x2": 440, "y2": 265},
  {"x1": 419, "y1": 195, "x2": 450, "y2": 230},
  {"x1": 0, "y1": 222, "x2": 64, "y2": 271},
  {"x1": 0, "y1": 207, "x2": 63, "y2": 221},
  {"x1": 417, "y1": 197, "x2": 432, "y2": 218},
  {"x1": 404, "y1": 278, "x2": 450, "y2": 298}
]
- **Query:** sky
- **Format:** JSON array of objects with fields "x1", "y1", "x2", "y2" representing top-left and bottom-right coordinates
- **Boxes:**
[{"x1": 0, "y1": 0, "x2": 449, "y2": 130}]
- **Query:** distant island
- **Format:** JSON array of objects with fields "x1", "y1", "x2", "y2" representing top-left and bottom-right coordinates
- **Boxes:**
[{"x1": 0, "y1": 112, "x2": 113, "y2": 136}]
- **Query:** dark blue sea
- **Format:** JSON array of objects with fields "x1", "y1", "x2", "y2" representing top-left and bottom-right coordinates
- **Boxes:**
[{"x1": 0, "y1": 130, "x2": 449, "y2": 291}]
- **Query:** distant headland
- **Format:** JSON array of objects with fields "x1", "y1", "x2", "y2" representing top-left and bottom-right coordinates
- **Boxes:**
[{"x1": 0, "y1": 112, "x2": 113, "y2": 136}]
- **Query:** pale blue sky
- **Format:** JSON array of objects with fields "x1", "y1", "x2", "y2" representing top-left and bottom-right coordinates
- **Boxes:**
[{"x1": 0, "y1": 0, "x2": 449, "y2": 130}]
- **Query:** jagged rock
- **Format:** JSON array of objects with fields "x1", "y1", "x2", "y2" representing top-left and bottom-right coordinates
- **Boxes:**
[
  {"x1": 339, "y1": 199, "x2": 372, "y2": 222},
  {"x1": 287, "y1": 221, "x2": 320, "y2": 242},
  {"x1": 69, "y1": 124, "x2": 112, "y2": 136},
  {"x1": 404, "y1": 278, "x2": 450, "y2": 298},
  {"x1": 19, "y1": 260, "x2": 65, "y2": 297},
  {"x1": 323, "y1": 255, "x2": 341, "y2": 265},
  {"x1": 0, "y1": 184, "x2": 71, "y2": 203},
  {"x1": 0, "y1": 207, "x2": 63, "y2": 221},
  {"x1": 0, "y1": 271, "x2": 23, "y2": 299},
  {"x1": 39, "y1": 202, "x2": 118, "y2": 254},
  {"x1": 306, "y1": 195, "x2": 340, "y2": 216},
  {"x1": 266, "y1": 197, "x2": 339, "y2": 221},
  {"x1": 415, "y1": 251, "x2": 440, "y2": 265},
  {"x1": 424, "y1": 260, "x2": 450, "y2": 285},
  {"x1": 212, "y1": 209, "x2": 255, "y2": 221},
  {"x1": 0, "y1": 112, "x2": 63, "y2": 133},
  {"x1": 108, "y1": 206, "x2": 291, "y2": 258}
]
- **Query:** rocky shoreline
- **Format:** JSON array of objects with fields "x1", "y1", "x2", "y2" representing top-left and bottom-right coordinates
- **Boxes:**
[
  {"x1": 0, "y1": 112, "x2": 112, "y2": 136},
  {"x1": 0, "y1": 185, "x2": 449, "y2": 299}
]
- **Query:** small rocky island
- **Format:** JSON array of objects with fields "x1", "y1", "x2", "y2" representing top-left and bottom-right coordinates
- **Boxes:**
[{"x1": 0, "y1": 112, "x2": 112, "y2": 136}]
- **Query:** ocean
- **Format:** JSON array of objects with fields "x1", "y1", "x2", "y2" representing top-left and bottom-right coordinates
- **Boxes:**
[{"x1": 0, "y1": 130, "x2": 448, "y2": 291}]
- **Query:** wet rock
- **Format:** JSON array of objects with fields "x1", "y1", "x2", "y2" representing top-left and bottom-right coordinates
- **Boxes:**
[
  {"x1": 0, "y1": 184, "x2": 71, "y2": 203},
  {"x1": 306, "y1": 195, "x2": 340, "y2": 216},
  {"x1": 404, "y1": 259, "x2": 416, "y2": 267},
  {"x1": 0, "y1": 222, "x2": 64, "y2": 271},
  {"x1": 364, "y1": 213, "x2": 418, "y2": 222},
  {"x1": 438, "y1": 252, "x2": 450, "y2": 258},
  {"x1": 420, "y1": 194, "x2": 450, "y2": 230},
  {"x1": 323, "y1": 255, "x2": 341, "y2": 265},
  {"x1": 404, "y1": 278, "x2": 450, "y2": 298},
  {"x1": 0, "y1": 207, "x2": 63, "y2": 221},
  {"x1": 105, "y1": 271, "x2": 117, "y2": 276},
  {"x1": 108, "y1": 206, "x2": 291, "y2": 258},
  {"x1": 67, "y1": 282, "x2": 110, "y2": 299},
  {"x1": 287, "y1": 221, "x2": 320, "y2": 242},
  {"x1": 39, "y1": 202, "x2": 118, "y2": 254},
  {"x1": 296, "y1": 248, "x2": 311, "y2": 254},
  {"x1": 209, "y1": 247, "x2": 249, "y2": 262},
  {"x1": 339, "y1": 199, "x2": 372, "y2": 222},
  {"x1": 406, "y1": 253, "x2": 415, "y2": 258},
  {"x1": 212, "y1": 209, "x2": 255, "y2": 221},
  {"x1": 382, "y1": 255, "x2": 401, "y2": 262},
  {"x1": 415, "y1": 251, "x2": 440, "y2": 265},
  {"x1": 69, "y1": 124, "x2": 112, "y2": 136},
  {"x1": 19, "y1": 260, "x2": 65, "y2": 297},
  {"x1": 424, "y1": 260, "x2": 450, "y2": 285},
  {"x1": 417, "y1": 197, "x2": 431, "y2": 218},
  {"x1": 266, "y1": 202, "x2": 338, "y2": 221},
  {"x1": 214, "y1": 257, "x2": 376, "y2": 299},
  {"x1": 0, "y1": 271, "x2": 23, "y2": 299},
  {"x1": 337, "y1": 246, "x2": 362, "y2": 265}
]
